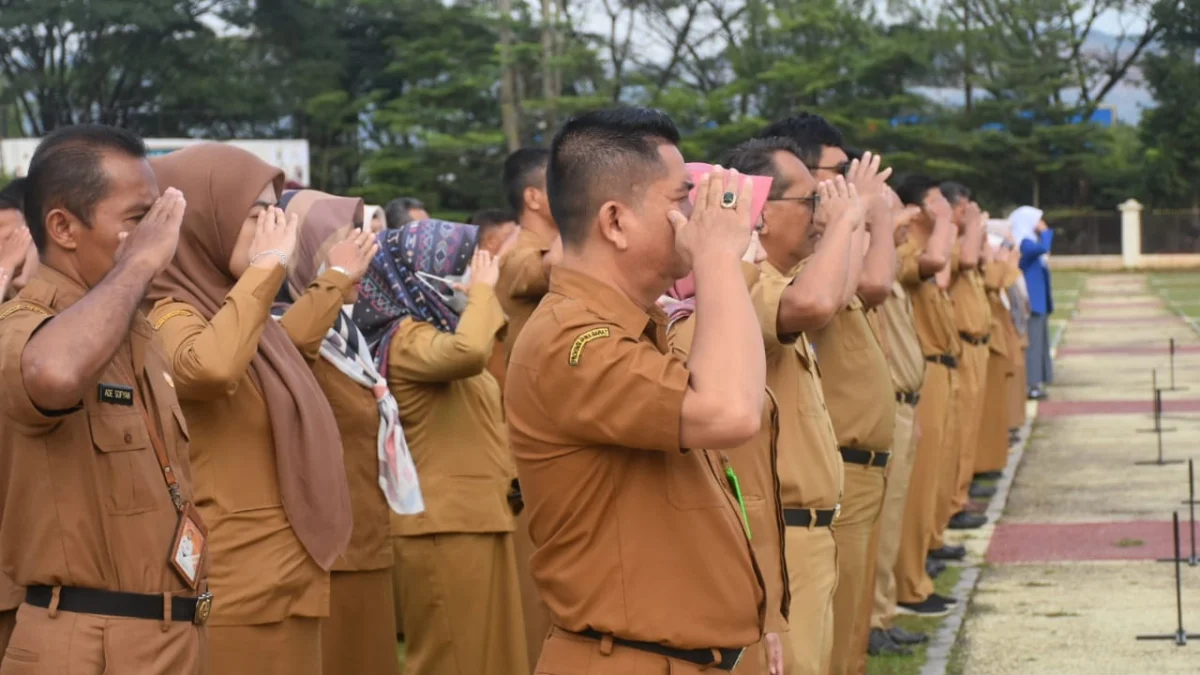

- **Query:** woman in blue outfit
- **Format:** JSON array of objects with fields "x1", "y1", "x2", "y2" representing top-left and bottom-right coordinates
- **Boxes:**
[{"x1": 1010, "y1": 206, "x2": 1053, "y2": 399}]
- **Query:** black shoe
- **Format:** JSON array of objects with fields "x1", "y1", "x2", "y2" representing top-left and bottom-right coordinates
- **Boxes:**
[
  {"x1": 929, "y1": 592, "x2": 958, "y2": 607},
  {"x1": 974, "y1": 470, "x2": 1003, "y2": 481},
  {"x1": 928, "y1": 544, "x2": 967, "y2": 561},
  {"x1": 949, "y1": 511, "x2": 988, "y2": 530},
  {"x1": 868, "y1": 628, "x2": 913, "y2": 656},
  {"x1": 926, "y1": 557, "x2": 946, "y2": 578},
  {"x1": 897, "y1": 596, "x2": 951, "y2": 618},
  {"x1": 888, "y1": 626, "x2": 929, "y2": 645},
  {"x1": 969, "y1": 483, "x2": 997, "y2": 499}
]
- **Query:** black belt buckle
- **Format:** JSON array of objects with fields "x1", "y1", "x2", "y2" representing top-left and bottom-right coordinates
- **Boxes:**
[
  {"x1": 193, "y1": 592, "x2": 213, "y2": 625},
  {"x1": 573, "y1": 629, "x2": 743, "y2": 671}
]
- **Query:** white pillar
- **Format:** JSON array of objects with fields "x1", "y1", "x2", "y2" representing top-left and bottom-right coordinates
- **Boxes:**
[{"x1": 1118, "y1": 199, "x2": 1143, "y2": 268}]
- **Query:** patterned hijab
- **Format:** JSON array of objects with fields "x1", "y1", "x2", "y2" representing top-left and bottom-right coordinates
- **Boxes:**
[
  {"x1": 148, "y1": 145, "x2": 352, "y2": 570},
  {"x1": 353, "y1": 219, "x2": 479, "y2": 372}
]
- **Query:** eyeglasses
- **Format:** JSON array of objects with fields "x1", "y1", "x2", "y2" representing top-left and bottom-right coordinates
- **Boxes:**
[
  {"x1": 768, "y1": 194, "x2": 820, "y2": 210},
  {"x1": 813, "y1": 162, "x2": 851, "y2": 176}
]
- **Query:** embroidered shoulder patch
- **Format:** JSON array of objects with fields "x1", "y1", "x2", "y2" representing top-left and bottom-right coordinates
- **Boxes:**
[
  {"x1": 568, "y1": 327, "x2": 611, "y2": 366},
  {"x1": 0, "y1": 303, "x2": 50, "y2": 321},
  {"x1": 153, "y1": 309, "x2": 194, "y2": 331}
]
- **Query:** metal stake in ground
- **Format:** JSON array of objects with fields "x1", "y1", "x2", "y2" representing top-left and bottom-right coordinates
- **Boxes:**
[
  {"x1": 1136, "y1": 374, "x2": 1183, "y2": 465},
  {"x1": 1167, "y1": 338, "x2": 1188, "y2": 392},
  {"x1": 1137, "y1": 513, "x2": 1200, "y2": 646},
  {"x1": 1159, "y1": 460, "x2": 1199, "y2": 566}
]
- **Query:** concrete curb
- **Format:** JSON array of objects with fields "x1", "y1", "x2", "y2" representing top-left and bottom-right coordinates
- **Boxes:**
[{"x1": 918, "y1": 295, "x2": 1075, "y2": 675}]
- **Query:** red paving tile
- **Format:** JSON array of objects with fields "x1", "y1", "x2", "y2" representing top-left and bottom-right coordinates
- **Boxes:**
[
  {"x1": 1037, "y1": 398, "x2": 1200, "y2": 417},
  {"x1": 1056, "y1": 344, "x2": 1200, "y2": 357},
  {"x1": 987, "y1": 520, "x2": 1177, "y2": 563}
]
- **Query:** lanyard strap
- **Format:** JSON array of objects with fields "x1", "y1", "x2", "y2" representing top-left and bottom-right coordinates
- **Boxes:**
[{"x1": 132, "y1": 386, "x2": 185, "y2": 514}]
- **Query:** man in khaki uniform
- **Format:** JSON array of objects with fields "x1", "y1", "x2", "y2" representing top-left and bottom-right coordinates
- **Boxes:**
[
  {"x1": 496, "y1": 147, "x2": 561, "y2": 668},
  {"x1": 507, "y1": 108, "x2": 768, "y2": 674},
  {"x1": 0, "y1": 125, "x2": 206, "y2": 674},
  {"x1": 934, "y1": 183, "x2": 990, "y2": 541},
  {"x1": 892, "y1": 175, "x2": 961, "y2": 618},
  {"x1": 729, "y1": 131, "x2": 863, "y2": 674}
]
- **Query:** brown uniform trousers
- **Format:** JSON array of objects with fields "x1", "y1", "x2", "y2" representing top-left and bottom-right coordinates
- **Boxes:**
[
  {"x1": 507, "y1": 267, "x2": 766, "y2": 675},
  {"x1": 976, "y1": 263, "x2": 1021, "y2": 475},
  {"x1": 277, "y1": 272, "x2": 399, "y2": 675},
  {"x1": 151, "y1": 265, "x2": 329, "y2": 675},
  {"x1": 894, "y1": 240, "x2": 961, "y2": 604},
  {"x1": 496, "y1": 227, "x2": 555, "y2": 669},
  {"x1": 809, "y1": 299, "x2": 895, "y2": 675},
  {"x1": 667, "y1": 265, "x2": 791, "y2": 675},
  {"x1": 0, "y1": 572, "x2": 22, "y2": 659},
  {"x1": 934, "y1": 267, "x2": 990, "y2": 545},
  {"x1": 388, "y1": 285, "x2": 527, "y2": 675},
  {"x1": 0, "y1": 266, "x2": 206, "y2": 675},
  {"x1": 753, "y1": 262, "x2": 843, "y2": 675},
  {"x1": 869, "y1": 284, "x2": 926, "y2": 632}
]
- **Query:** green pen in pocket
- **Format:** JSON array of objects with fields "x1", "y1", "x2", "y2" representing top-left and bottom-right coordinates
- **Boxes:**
[{"x1": 724, "y1": 464, "x2": 752, "y2": 540}]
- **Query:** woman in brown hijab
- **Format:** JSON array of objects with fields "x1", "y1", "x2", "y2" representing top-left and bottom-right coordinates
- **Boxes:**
[
  {"x1": 147, "y1": 144, "x2": 352, "y2": 675},
  {"x1": 272, "y1": 189, "x2": 425, "y2": 675}
]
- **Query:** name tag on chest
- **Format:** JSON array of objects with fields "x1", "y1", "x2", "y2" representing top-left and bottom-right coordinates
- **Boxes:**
[{"x1": 98, "y1": 383, "x2": 135, "y2": 406}]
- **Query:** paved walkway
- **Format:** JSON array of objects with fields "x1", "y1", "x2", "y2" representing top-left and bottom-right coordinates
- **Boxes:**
[{"x1": 943, "y1": 274, "x2": 1200, "y2": 674}]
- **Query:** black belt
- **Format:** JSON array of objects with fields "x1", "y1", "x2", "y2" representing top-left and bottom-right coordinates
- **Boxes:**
[
  {"x1": 839, "y1": 447, "x2": 891, "y2": 468},
  {"x1": 896, "y1": 391, "x2": 920, "y2": 406},
  {"x1": 783, "y1": 507, "x2": 840, "y2": 528},
  {"x1": 572, "y1": 628, "x2": 743, "y2": 671},
  {"x1": 959, "y1": 331, "x2": 990, "y2": 346},
  {"x1": 26, "y1": 585, "x2": 213, "y2": 625},
  {"x1": 925, "y1": 354, "x2": 958, "y2": 369}
]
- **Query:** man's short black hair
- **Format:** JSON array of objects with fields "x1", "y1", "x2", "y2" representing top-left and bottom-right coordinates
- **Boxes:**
[
  {"x1": 469, "y1": 208, "x2": 516, "y2": 230},
  {"x1": 758, "y1": 114, "x2": 844, "y2": 168},
  {"x1": 503, "y1": 148, "x2": 550, "y2": 217},
  {"x1": 547, "y1": 107, "x2": 681, "y2": 247},
  {"x1": 940, "y1": 181, "x2": 972, "y2": 206},
  {"x1": 894, "y1": 174, "x2": 940, "y2": 207},
  {"x1": 0, "y1": 178, "x2": 25, "y2": 212},
  {"x1": 23, "y1": 124, "x2": 147, "y2": 251},
  {"x1": 385, "y1": 197, "x2": 426, "y2": 230},
  {"x1": 843, "y1": 147, "x2": 864, "y2": 162},
  {"x1": 724, "y1": 137, "x2": 806, "y2": 200}
]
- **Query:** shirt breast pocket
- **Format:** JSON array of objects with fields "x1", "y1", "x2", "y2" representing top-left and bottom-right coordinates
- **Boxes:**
[
  {"x1": 664, "y1": 451, "x2": 726, "y2": 510},
  {"x1": 88, "y1": 410, "x2": 159, "y2": 515}
]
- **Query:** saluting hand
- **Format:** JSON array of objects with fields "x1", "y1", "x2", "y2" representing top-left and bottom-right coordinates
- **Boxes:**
[
  {"x1": 468, "y1": 249, "x2": 500, "y2": 288},
  {"x1": 248, "y1": 206, "x2": 300, "y2": 270},
  {"x1": 0, "y1": 225, "x2": 32, "y2": 276},
  {"x1": 327, "y1": 228, "x2": 379, "y2": 283},
  {"x1": 816, "y1": 175, "x2": 864, "y2": 233},
  {"x1": 924, "y1": 190, "x2": 953, "y2": 225},
  {"x1": 670, "y1": 166, "x2": 755, "y2": 266},
  {"x1": 116, "y1": 187, "x2": 186, "y2": 274}
]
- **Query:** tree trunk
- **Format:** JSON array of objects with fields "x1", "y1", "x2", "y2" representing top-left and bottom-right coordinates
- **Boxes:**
[
  {"x1": 541, "y1": 0, "x2": 558, "y2": 134},
  {"x1": 498, "y1": 0, "x2": 521, "y2": 151}
]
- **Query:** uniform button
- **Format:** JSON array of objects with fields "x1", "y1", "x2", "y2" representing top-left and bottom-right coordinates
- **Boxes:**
[{"x1": 124, "y1": 433, "x2": 133, "y2": 443}]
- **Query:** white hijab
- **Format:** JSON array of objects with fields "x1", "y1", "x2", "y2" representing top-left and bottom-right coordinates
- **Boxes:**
[{"x1": 1009, "y1": 206, "x2": 1047, "y2": 266}]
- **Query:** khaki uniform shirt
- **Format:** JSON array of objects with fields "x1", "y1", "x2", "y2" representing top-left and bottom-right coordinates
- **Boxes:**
[
  {"x1": 983, "y1": 262, "x2": 1018, "y2": 361},
  {"x1": 897, "y1": 240, "x2": 961, "y2": 359},
  {"x1": 388, "y1": 284, "x2": 516, "y2": 537},
  {"x1": 878, "y1": 283, "x2": 926, "y2": 395},
  {"x1": 150, "y1": 265, "x2": 327, "y2": 626},
  {"x1": 505, "y1": 266, "x2": 765, "y2": 650},
  {"x1": 498, "y1": 228, "x2": 552, "y2": 360},
  {"x1": 950, "y1": 263, "x2": 991, "y2": 338},
  {"x1": 0, "y1": 266, "x2": 201, "y2": 597},
  {"x1": 279, "y1": 272, "x2": 393, "y2": 572},
  {"x1": 754, "y1": 262, "x2": 842, "y2": 509},
  {"x1": 810, "y1": 295, "x2": 896, "y2": 452},
  {"x1": 667, "y1": 274, "x2": 791, "y2": 634}
]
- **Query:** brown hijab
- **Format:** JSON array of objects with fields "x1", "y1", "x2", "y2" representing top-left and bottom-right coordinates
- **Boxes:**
[{"x1": 148, "y1": 144, "x2": 352, "y2": 570}]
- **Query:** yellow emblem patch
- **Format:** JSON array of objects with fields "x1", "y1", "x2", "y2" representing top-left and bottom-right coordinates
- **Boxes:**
[
  {"x1": 0, "y1": 303, "x2": 49, "y2": 321},
  {"x1": 568, "y1": 327, "x2": 611, "y2": 366},
  {"x1": 153, "y1": 309, "x2": 193, "y2": 331}
]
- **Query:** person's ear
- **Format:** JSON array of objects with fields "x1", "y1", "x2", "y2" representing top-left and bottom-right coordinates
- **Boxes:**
[
  {"x1": 525, "y1": 186, "x2": 543, "y2": 214},
  {"x1": 44, "y1": 208, "x2": 84, "y2": 252},
  {"x1": 596, "y1": 201, "x2": 630, "y2": 251}
]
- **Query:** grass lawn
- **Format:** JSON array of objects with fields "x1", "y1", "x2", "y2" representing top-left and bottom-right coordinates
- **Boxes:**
[
  {"x1": 1147, "y1": 271, "x2": 1200, "y2": 325},
  {"x1": 865, "y1": 564, "x2": 965, "y2": 675}
]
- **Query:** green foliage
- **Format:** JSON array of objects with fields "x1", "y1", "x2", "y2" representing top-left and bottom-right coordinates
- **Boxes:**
[{"x1": 0, "y1": 0, "x2": 1189, "y2": 213}]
